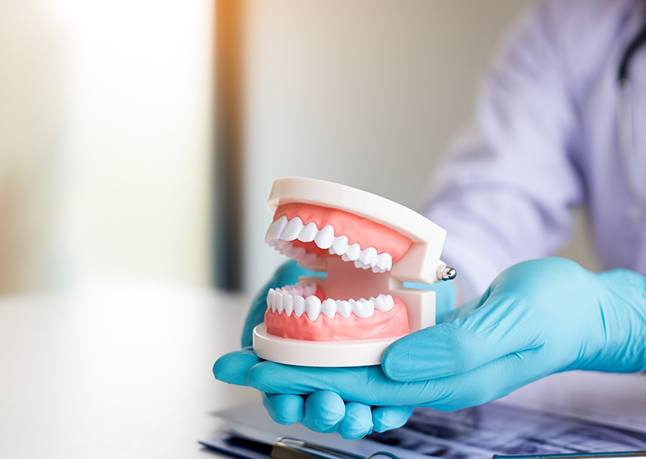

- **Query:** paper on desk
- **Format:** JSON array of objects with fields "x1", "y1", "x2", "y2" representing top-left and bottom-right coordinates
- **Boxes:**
[
  {"x1": 205, "y1": 403, "x2": 427, "y2": 459},
  {"x1": 204, "y1": 372, "x2": 646, "y2": 458}
]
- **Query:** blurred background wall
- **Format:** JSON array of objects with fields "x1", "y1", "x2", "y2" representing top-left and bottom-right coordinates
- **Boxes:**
[
  {"x1": 0, "y1": 0, "x2": 64, "y2": 292},
  {"x1": 0, "y1": 0, "x2": 213, "y2": 293},
  {"x1": 0, "y1": 0, "x2": 597, "y2": 296},
  {"x1": 240, "y1": 0, "x2": 542, "y2": 290}
]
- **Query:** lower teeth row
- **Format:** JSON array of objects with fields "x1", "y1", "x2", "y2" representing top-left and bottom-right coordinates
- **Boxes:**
[{"x1": 266, "y1": 287, "x2": 394, "y2": 321}]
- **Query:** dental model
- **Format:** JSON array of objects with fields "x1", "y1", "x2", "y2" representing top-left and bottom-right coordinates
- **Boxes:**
[{"x1": 253, "y1": 177, "x2": 455, "y2": 367}]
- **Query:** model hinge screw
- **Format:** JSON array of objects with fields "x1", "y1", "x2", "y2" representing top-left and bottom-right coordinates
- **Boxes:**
[{"x1": 439, "y1": 265, "x2": 457, "y2": 282}]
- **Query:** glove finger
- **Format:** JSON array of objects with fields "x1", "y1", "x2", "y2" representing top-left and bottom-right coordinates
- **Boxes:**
[
  {"x1": 262, "y1": 393, "x2": 304, "y2": 425},
  {"x1": 248, "y1": 362, "x2": 370, "y2": 397},
  {"x1": 372, "y1": 406, "x2": 414, "y2": 433},
  {"x1": 302, "y1": 391, "x2": 345, "y2": 433},
  {"x1": 249, "y1": 348, "x2": 549, "y2": 409},
  {"x1": 421, "y1": 347, "x2": 549, "y2": 411},
  {"x1": 382, "y1": 294, "x2": 537, "y2": 382},
  {"x1": 436, "y1": 297, "x2": 480, "y2": 324},
  {"x1": 248, "y1": 362, "x2": 447, "y2": 406},
  {"x1": 338, "y1": 402, "x2": 373, "y2": 440},
  {"x1": 213, "y1": 348, "x2": 260, "y2": 385}
]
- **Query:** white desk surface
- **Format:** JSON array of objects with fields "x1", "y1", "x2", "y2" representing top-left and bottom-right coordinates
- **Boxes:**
[{"x1": 0, "y1": 284, "x2": 257, "y2": 458}]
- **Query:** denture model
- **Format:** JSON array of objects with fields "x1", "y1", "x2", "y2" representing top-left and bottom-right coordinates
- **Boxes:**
[{"x1": 253, "y1": 177, "x2": 455, "y2": 367}]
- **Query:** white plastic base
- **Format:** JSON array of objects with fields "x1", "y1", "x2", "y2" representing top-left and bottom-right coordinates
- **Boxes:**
[{"x1": 252, "y1": 324, "x2": 399, "y2": 367}]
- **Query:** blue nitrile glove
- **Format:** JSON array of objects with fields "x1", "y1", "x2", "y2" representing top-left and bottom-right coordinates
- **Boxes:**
[
  {"x1": 227, "y1": 260, "x2": 437, "y2": 438},
  {"x1": 215, "y1": 279, "x2": 456, "y2": 439},
  {"x1": 216, "y1": 258, "x2": 646, "y2": 438}
]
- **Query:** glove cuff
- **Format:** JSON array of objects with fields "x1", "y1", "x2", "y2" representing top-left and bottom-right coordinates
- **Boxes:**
[{"x1": 585, "y1": 268, "x2": 646, "y2": 373}]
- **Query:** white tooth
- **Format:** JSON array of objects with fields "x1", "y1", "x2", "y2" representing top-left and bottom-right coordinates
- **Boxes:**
[
  {"x1": 337, "y1": 300, "x2": 352, "y2": 318},
  {"x1": 283, "y1": 295, "x2": 294, "y2": 316},
  {"x1": 354, "y1": 260, "x2": 370, "y2": 270},
  {"x1": 360, "y1": 247, "x2": 378, "y2": 267},
  {"x1": 298, "y1": 222, "x2": 318, "y2": 242},
  {"x1": 364, "y1": 299, "x2": 376, "y2": 317},
  {"x1": 305, "y1": 296, "x2": 321, "y2": 321},
  {"x1": 275, "y1": 292, "x2": 284, "y2": 314},
  {"x1": 314, "y1": 225, "x2": 335, "y2": 249},
  {"x1": 371, "y1": 266, "x2": 384, "y2": 274},
  {"x1": 374, "y1": 294, "x2": 394, "y2": 312},
  {"x1": 280, "y1": 217, "x2": 303, "y2": 241},
  {"x1": 265, "y1": 216, "x2": 287, "y2": 242},
  {"x1": 267, "y1": 289, "x2": 275, "y2": 310},
  {"x1": 293, "y1": 296, "x2": 306, "y2": 317},
  {"x1": 376, "y1": 253, "x2": 392, "y2": 272},
  {"x1": 344, "y1": 243, "x2": 361, "y2": 261},
  {"x1": 271, "y1": 291, "x2": 279, "y2": 312},
  {"x1": 330, "y1": 235, "x2": 348, "y2": 255},
  {"x1": 352, "y1": 299, "x2": 374, "y2": 318},
  {"x1": 321, "y1": 299, "x2": 336, "y2": 318},
  {"x1": 384, "y1": 294, "x2": 394, "y2": 309}
]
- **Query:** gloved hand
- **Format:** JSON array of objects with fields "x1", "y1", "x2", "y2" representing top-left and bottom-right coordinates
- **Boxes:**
[
  {"x1": 216, "y1": 258, "x2": 646, "y2": 438},
  {"x1": 241, "y1": 262, "x2": 403, "y2": 437},
  {"x1": 216, "y1": 267, "x2": 455, "y2": 439},
  {"x1": 234, "y1": 261, "x2": 411, "y2": 438}
]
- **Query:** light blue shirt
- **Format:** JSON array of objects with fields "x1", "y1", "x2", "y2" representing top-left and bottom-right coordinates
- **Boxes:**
[{"x1": 425, "y1": 0, "x2": 646, "y2": 300}]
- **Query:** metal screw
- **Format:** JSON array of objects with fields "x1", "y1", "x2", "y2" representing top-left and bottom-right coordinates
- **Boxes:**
[{"x1": 438, "y1": 265, "x2": 457, "y2": 281}]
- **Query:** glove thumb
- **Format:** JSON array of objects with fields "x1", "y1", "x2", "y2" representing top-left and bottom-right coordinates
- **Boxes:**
[{"x1": 382, "y1": 293, "x2": 524, "y2": 382}]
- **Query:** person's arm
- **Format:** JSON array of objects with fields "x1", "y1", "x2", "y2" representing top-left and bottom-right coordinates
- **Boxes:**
[{"x1": 426, "y1": 1, "x2": 583, "y2": 301}]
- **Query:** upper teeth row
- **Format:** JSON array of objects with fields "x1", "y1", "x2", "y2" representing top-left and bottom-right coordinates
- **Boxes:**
[
  {"x1": 265, "y1": 216, "x2": 393, "y2": 273},
  {"x1": 267, "y1": 240, "x2": 319, "y2": 265},
  {"x1": 266, "y1": 284, "x2": 394, "y2": 321}
]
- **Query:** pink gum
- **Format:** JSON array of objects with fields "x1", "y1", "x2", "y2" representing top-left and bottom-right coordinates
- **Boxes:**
[
  {"x1": 264, "y1": 297, "x2": 410, "y2": 341},
  {"x1": 274, "y1": 203, "x2": 412, "y2": 262}
]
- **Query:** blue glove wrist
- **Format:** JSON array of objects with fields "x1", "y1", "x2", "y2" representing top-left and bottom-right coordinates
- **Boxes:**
[{"x1": 580, "y1": 268, "x2": 646, "y2": 373}]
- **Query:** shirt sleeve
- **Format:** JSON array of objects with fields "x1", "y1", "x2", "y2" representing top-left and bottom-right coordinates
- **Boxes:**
[{"x1": 425, "y1": 1, "x2": 584, "y2": 301}]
